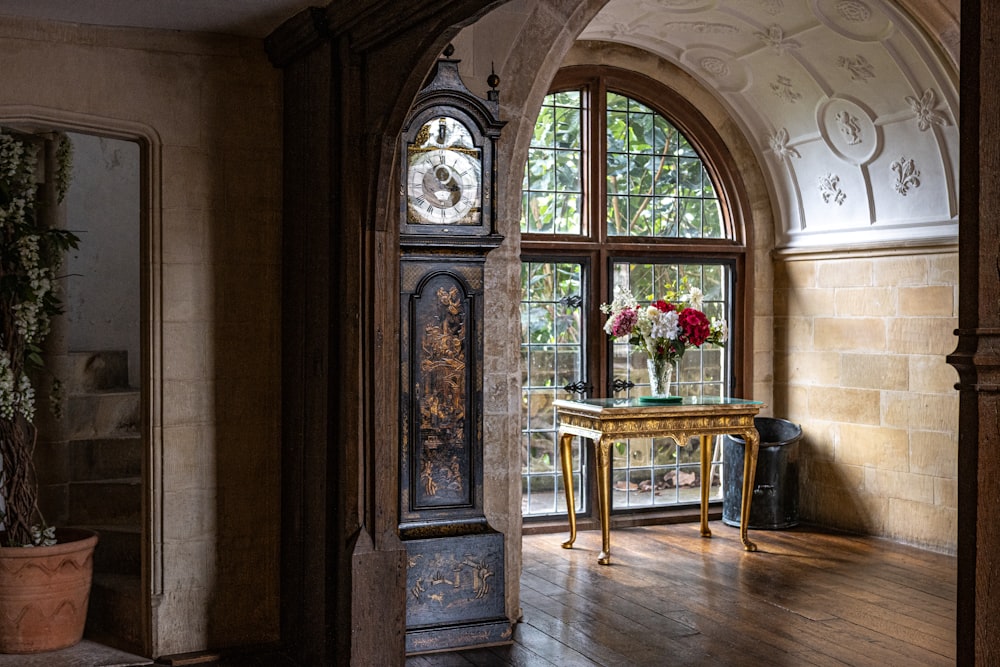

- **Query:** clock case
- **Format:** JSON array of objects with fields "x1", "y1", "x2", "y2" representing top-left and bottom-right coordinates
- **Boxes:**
[
  {"x1": 399, "y1": 56, "x2": 510, "y2": 654},
  {"x1": 400, "y1": 57, "x2": 504, "y2": 241}
]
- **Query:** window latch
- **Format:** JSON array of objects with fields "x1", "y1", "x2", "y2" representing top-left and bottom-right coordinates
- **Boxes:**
[{"x1": 610, "y1": 378, "x2": 634, "y2": 394}]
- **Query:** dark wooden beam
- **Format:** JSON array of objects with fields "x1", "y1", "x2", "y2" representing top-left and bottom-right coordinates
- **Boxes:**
[
  {"x1": 949, "y1": 2, "x2": 1000, "y2": 665},
  {"x1": 269, "y1": 2, "x2": 513, "y2": 664}
]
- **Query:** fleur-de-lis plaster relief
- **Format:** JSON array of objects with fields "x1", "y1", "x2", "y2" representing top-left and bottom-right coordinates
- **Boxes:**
[
  {"x1": 891, "y1": 156, "x2": 921, "y2": 196},
  {"x1": 837, "y1": 0, "x2": 872, "y2": 22},
  {"x1": 770, "y1": 75, "x2": 802, "y2": 103},
  {"x1": 836, "y1": 110, "x2": 863, "y2": 145},
  {"x1": 818, "y1": 173, "x2": 846, "y2": 205},
  {"x1": 838, "y1": 54, "x2": 876, "y2": 82},
  {"x1": 905, "y1": 89, "x2": 951, "y2": 131},
  {"x1": 756, "y1": 25, "x2": 800, "y2": 55},
  {"x1": 768, "y1": 128, "x2": 801, "y2": 161}
]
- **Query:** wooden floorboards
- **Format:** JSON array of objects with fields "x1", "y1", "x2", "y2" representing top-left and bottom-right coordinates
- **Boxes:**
[{"x1": 407, "y1": 523, "x2": 956, "y2": 666}]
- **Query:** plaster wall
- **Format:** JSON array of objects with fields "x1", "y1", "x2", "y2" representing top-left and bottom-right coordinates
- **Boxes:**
[{"x1": 0, "y1": 16, "x2": 282, "y2": 657}]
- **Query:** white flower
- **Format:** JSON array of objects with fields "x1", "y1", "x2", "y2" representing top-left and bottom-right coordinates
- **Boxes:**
[
  {"x1": 649, "y1": 309, "x2": 679, "y2": 341},
  {"x1": 712, "y1": 317, "x2": 729, "y2": 343},
  {"x1": 685, "y1": 287, "x2": 704, "y2": 311}
]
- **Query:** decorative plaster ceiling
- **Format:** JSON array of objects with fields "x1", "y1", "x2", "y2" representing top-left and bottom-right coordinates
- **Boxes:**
[
  {"x1": 0, "y1": 0, "x2": 314, "y2": 38},
  {"x1": 580, "y1": 0, "x2": 959, "y2": 249}
]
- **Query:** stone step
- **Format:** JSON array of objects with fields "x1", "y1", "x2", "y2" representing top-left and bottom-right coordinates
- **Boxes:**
[
  {"x1": 86, "y1": 572, "x2": 144, "y2": 656},
  {"x1": 62, "y1": 390, "x2": 141, "y2": 440},
  {"x1": 51, "y1": 350, "x2": 131, "y2": 394}
]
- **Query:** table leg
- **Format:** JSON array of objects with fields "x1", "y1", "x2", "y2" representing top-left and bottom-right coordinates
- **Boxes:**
[
  {"x1": 596, "y1": 438, "x2": 612, "y2": 565},
  {"x1": 699, "y1": 435, "x2": 713, "y2": 538},
  {"x1": 740, "y1": 430, "x2": 760, "y2": 552},
  {"x1": 558, "y1": 431, "x2": 577, "y2": 549}
]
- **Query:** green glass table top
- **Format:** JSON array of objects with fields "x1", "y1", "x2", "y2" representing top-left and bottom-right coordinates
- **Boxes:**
[{"x1": 557, "y1": 396, "x2": 763, "y2": 409}]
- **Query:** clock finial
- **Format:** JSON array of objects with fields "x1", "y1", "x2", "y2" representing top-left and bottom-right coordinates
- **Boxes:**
[
  {"x1": 487, "y1": 62, "x2": 500, "y2": 103},
  {"x1": 443, "y1": 43, "x2": 455, "y2": 59}
]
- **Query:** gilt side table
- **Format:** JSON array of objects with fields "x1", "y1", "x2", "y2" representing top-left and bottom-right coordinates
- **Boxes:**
[{"x1": 554, "y1": 397, "x2": 765, "y2": 565}]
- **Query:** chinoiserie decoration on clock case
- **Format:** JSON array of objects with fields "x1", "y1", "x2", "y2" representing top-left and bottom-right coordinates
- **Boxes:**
[{"x1": 398, "y1": 45, "x2": 508, "y2": 655}]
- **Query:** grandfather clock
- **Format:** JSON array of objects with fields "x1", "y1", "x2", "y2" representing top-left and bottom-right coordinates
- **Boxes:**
[{"x1": 398, "y1": 47, "x2": 509, "y2": 653}]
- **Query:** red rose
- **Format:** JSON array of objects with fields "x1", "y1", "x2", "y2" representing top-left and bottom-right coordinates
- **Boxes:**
[{"x1": 652, "y1": 299, "x2": 675, "y2": 313}]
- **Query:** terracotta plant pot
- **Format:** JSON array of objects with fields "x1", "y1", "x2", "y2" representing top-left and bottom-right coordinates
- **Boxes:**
[{"x1": 0, "y1": 528, "x2": 98, "y2": 653}]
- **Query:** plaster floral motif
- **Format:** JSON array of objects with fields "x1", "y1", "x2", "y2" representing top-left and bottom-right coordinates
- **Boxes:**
[
  {"x1": 665, "y1": 22, "x2": 741, "y2": 35},
  {"x1": 756, "y1": 25, "x2": 800, "y2": 55},
  {"x1": 700, "y1": 57, "x2": 730, "y2": 77},
  {"x1": 838, "y1": 54, "x2": 876, "y2": 82},
  {"x1": 891, "y1": 156, "x2": 921, "y2": 196},
  {"x1": 655, "y1": 0, "x2": 710, "y2": 7},
  {"x1": 770, "y1": 75, "x2": 802, "y2": 103},
  {"x1": 758, "y1": 0, "x2": 784, "y2": 16},
  {"x1": 818, "y1": 173, "x2": 846, "y2": 205},
  {"x1": 836, "y1": 110, "x2": 863, "y2": 145},
  {"x1": 836, "y1": 0, "x2": 872, "y2": 22},
  {"x1": 609, "y1": 21, "x2": 653, "y2": 39},
  {"x1": 768, "y1": 128, "x2": 801, "y2": 161},
  {"x1": 905, "y1": 89, "x2": 951, "y2": 131}
]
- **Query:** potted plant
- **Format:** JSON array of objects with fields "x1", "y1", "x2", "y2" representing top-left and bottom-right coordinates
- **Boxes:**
[{"x1": 0, "y1": 127, "x2": 96, "y2": 653}]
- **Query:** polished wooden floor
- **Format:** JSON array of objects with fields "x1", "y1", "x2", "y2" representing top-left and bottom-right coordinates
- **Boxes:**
[{"x1": 408, "y1": 523, "x2": 956, "y2": 666}]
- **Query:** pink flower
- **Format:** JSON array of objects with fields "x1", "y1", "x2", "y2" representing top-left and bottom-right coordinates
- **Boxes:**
[
  {"x1": 610, "y1": 308, "x2": 638, "y2": 337},
  {"x1": 677, "y1": 308, "x2": 710, "y2": 346}
]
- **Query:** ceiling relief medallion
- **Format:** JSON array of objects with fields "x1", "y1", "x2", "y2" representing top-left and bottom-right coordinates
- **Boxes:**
[
  {"x1": 770, "y1": 75, "x2": 802, "y2": 103},
  {"x1": 768, "y1": 128, "x2": 801, "y2": 161},
  {"x1": 682, "y1": 47, "x2": 750, "y2": 93},
  {"x1": 890, "y1": 156, "x2": 921, "y2": 196},
  {"x1": 836, "y1": 0, "x2": 872, "y2": 22},
  {"x1": 905, "y1": 89, "x2": 951, "y2": 132},
  {"x1": 700, "y1": 56, "x2": 731, "y2": 77},
  {"x1": 814, "y1": 0, "x2": 891, "y2": 41},
  {"x1": 838, "y1": 54, "x2": 875, "y2": 82},
  {"x1": 818, "y1": 97, "x2": 879, "y2": 165},
  {"x1": 756, "y1": 25, "x2": 801, "y2": 55},
  {"x1": 818, "y1": 173, "x2": 846, "y2": 206}
]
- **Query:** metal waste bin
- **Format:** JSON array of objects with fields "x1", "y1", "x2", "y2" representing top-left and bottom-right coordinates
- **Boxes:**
[{"x1": 722, "y1": 417, "x2": 802, "y2": 530}]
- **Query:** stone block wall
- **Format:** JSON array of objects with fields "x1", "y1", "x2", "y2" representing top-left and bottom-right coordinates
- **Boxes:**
[
  {"x1": 0, "y1": 16, "x2": 282, "y2": 657},
  {"x1": 773, "y1": 250, "x2": 959, "y2": 552}
]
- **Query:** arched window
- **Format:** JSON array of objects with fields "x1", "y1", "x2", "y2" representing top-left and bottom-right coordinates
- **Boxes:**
[{"x1": 520, "y1": 67, "x2": 751, "y2": 520}]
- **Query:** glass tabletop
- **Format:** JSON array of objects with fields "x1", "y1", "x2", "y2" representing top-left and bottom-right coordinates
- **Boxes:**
[{"x1": 555, "y1": 396, "x2": 763, "y2": 409}]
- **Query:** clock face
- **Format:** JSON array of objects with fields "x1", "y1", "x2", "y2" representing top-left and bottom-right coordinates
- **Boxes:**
[{"x1": 407, "y1": 117, "x2": 482, "y2": 226}]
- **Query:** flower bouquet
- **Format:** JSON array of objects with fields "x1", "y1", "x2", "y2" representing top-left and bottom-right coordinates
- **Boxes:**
[{"x1": 600, "y1": 285, "x2": 728, "y2": 400}]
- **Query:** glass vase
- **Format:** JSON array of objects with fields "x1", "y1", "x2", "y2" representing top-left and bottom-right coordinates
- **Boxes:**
[{"x1": 646, "y1": 356, "x2": 675, "y2": 397}]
